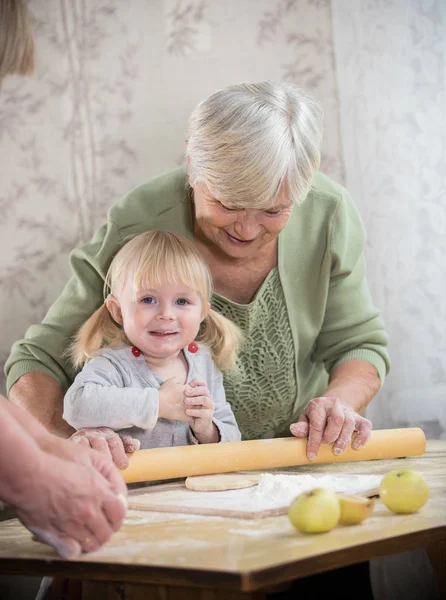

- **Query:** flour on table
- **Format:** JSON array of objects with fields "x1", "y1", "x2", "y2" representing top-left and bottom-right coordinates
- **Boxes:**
[
  {"x1": 124, "y1": 511, "x2": 219, "y2": 525},
  {"x1": 128, "y1": 473, "x2": 383, "y2": 517},
  {"x1": 253, "y1": 473, "x2": 382, "y2": 506}
]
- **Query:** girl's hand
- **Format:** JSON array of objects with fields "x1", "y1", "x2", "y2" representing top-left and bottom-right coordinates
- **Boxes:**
[
  {"x1": 158, "y1": 378, "x2": 189, "y2": 421},
  {"x1": 289, "y1": 396, "x2": 372, "y2": 460},
  {"x1": 184, "y1": 378, "x2": 219, "y2": 443},
  {"x1": 69, "y1": 427, "x2": 140, "y2": 469}
]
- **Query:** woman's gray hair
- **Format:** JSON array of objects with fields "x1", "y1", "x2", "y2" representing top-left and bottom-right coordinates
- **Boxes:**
[{"x1": 186, "y1": 81, "x2": 323, "y2": 208}]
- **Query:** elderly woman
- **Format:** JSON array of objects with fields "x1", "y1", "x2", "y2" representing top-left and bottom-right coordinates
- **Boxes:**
[{"x1": 6, "y1": 81, "x2": 390, "y2": 467}]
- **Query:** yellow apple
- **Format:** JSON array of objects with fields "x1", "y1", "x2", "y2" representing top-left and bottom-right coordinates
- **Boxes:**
[
  {"x1": 337, "y1": 494, "x2": 375, "y2": 525},
  {"x1": 288, "y1": 487, "x2": 340, "y2": 533},
  {"x1": 379, "y1": 469, "x2": 429, "y2": 514}
]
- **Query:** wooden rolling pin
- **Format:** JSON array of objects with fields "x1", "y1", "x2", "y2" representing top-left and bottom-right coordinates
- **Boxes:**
[{"x1": 121, "y1": 427, "x2": 426, "y2": 484}]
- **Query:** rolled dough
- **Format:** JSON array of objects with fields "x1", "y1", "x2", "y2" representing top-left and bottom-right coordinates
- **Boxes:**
[{"x1": 185, "y1": 472, "x2": 262, "y2": 491}]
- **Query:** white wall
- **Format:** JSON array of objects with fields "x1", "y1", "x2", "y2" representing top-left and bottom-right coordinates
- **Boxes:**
[
  {"x1": 332, "y1": 2, "x2": 445, "y2": 597},
  {"x1": 332, "y1": 0, "x2": 446, "y2": 440}
]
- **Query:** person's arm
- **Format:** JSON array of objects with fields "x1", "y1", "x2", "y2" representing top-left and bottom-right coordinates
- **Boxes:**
[
  {"x1": 0, "y1": 395, "x2": 127, "y2": 495},
  {"x1": 5, "y1": 218, "x2": 140, "y2": 462},
  {"x1": 5, "y1": 219, "x2": 124, "y2": 428},
  {"x1": 291, "y1": 187, "x2": 390, "y2": 457},
  {"x1": 0, "y1": 396, "x2": 127, "y2": 558},
  {"x1": 313, "y1": 188, "x2": 390, "y2": 382},
  {"x1": 63, "y1": 356, "x2": 159, "y2": 431},
  {"x1": 324, "y1": 359, "x2": 381, "y2": 414},
  {"x1": 5, "y1": 171, "x2": 187, "y2": 426},
  {"x1": 8, "y1": 372, "x2": 73, "y2": 437},
  {"x1": 7, "y1": 367, "x2": 141, "y2": 467},
  {"x1": 0, "y1": 397, "x2": 54, "y2": 508}
]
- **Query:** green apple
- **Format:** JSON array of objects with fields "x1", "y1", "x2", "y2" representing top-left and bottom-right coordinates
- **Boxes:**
[
  {"x1": 379, "y1": 469, "x2": 429, "y2": 514},
  {"x1": 337, "y1": 494, "x2": 375, "y2": 525},
  {"x1": 288, "y1": 487, "x2": 340, "y2": 533}
]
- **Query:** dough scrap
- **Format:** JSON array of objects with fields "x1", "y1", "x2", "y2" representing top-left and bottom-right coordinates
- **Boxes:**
[{"x1": 185, "y1": 473, "x2": 261, "y2": 491}]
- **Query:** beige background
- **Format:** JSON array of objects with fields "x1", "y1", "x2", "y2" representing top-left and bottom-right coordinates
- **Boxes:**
[{"x1": 333, "y1": 0, "x2": 446, "y2": 446}]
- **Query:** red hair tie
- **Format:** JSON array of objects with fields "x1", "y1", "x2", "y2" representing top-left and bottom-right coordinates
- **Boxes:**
[
  {"x1": 188, "y1": 342, "x2": 198, "y2": 354},
  {"x1": 131, "y1": 346, "x2": 141, "y2": 357}
]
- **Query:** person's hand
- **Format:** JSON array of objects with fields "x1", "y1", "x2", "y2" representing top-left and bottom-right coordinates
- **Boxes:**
[
  {"x1": 69, "y1": 427, "x2": 140, "y2": 469},
  {"x1": 289, "y1": 396, "x2": 372, "y2": 460},
  {"x1": 184, "y1": 378, "x2": 219, "y2": 443},
  {"x1": 158, "y1": 378, "x2": 189, "y2": 422},
  {"x1": 42, "y1": 436, "x2": 128, "y2": 498},
  {"x1": 14, "y1": 452, "x2": 127, "y2": 559}
]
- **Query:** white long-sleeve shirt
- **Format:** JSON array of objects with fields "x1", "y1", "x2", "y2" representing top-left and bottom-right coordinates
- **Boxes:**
[{"x1": 63, "y1": 344, "x2": 241, "y2": 448}]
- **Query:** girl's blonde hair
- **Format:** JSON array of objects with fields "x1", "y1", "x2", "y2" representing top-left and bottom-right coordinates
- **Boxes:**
[
  {"x1": 68, "y1": 230, "x2": 243, "y2": 372},
  {"x1": 0, "y1": 0, "x2": 35, "y2": 84},
  {"x1": 186, "y1": 81, "x2": 323, "y2": 210}
]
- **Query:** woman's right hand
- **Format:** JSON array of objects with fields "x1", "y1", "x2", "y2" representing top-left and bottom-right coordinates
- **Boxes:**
[{"x1": 69, "y1": 427, "x2": 140, "y2": 469}]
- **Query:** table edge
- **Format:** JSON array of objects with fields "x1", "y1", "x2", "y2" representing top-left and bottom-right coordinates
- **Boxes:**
[{"x1": 1, "y1": 526, "x2": 444, "y2": 591}]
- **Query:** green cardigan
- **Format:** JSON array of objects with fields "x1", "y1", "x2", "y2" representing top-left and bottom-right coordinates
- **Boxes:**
[{"x1": 5, "y1": 168, "x2": 390, "y2": 431}]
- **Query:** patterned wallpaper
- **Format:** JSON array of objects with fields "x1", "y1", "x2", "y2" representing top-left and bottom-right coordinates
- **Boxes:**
[
  {"x1": 0, "y1": 0, "x2": 343, "y2": 394},
  {"x1": 332, "y1": 0, "x2": 446, "y2": 441},
  {"x1": 332, "y1": 3, "x2": 445, "y2": 593}
]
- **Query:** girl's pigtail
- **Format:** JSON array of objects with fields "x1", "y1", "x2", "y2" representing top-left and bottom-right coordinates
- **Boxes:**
[
  {"x1": 66, "y1": 303, "x2": 126, "y2": 369},
  {"x1": 198, "y1": 309, "x2": 243, "y2": 372}
]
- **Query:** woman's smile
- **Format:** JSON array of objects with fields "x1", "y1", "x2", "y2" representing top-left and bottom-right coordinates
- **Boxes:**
[{"x1": 225, "y1": 231, "x2": 256, "y2": 245}]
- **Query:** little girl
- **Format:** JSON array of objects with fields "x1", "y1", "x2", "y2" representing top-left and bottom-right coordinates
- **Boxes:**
[{"x1": 63, "y1": 230, "x2": 243, "y2": 448}]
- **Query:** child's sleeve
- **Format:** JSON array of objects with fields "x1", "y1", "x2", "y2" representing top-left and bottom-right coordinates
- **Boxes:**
[
  {"x1": 63, "y1": 356, "x2": 159, "y2": 431},
  {"x1": 211, "y1": 367, "x2": 242, "y2": 443}
]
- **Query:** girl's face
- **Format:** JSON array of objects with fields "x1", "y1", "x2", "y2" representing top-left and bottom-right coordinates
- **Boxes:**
[{"x1": 108, "y1": 276, "x2": 207, "y2": 363}]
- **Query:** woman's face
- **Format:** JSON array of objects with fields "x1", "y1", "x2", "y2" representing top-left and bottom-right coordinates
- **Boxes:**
[{"x1": 191, "y1": 181, "x2": 293, "y2": 260}]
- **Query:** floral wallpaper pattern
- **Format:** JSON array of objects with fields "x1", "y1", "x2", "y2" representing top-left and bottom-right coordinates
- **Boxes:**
[
  {"x1": 332, "y1": 0, "x2": 445, "y2": 441},
  {"x1": 332, "y1": 2, "x2": 445, "y2": 596},
  {"x1": 164, "y1": 0, "x2": 211, "y2": 55},
  {"x1": 0, "y1": 0, "x2": 343, "y2": 394}
]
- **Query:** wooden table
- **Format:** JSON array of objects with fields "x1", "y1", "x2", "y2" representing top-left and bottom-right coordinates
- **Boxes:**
[{"x1": 0, "y1": 440, "x2": 445, "y2": 599}]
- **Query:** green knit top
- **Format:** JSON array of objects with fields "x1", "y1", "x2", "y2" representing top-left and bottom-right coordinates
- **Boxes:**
[{"x1": 212, "y1": 268, "x2": 297, "y2": 440}]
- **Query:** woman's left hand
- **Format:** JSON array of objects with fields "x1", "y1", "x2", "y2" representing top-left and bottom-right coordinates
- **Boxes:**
[{"x1": 289, "y1": 395, "x2": 372, "y2": 460}]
